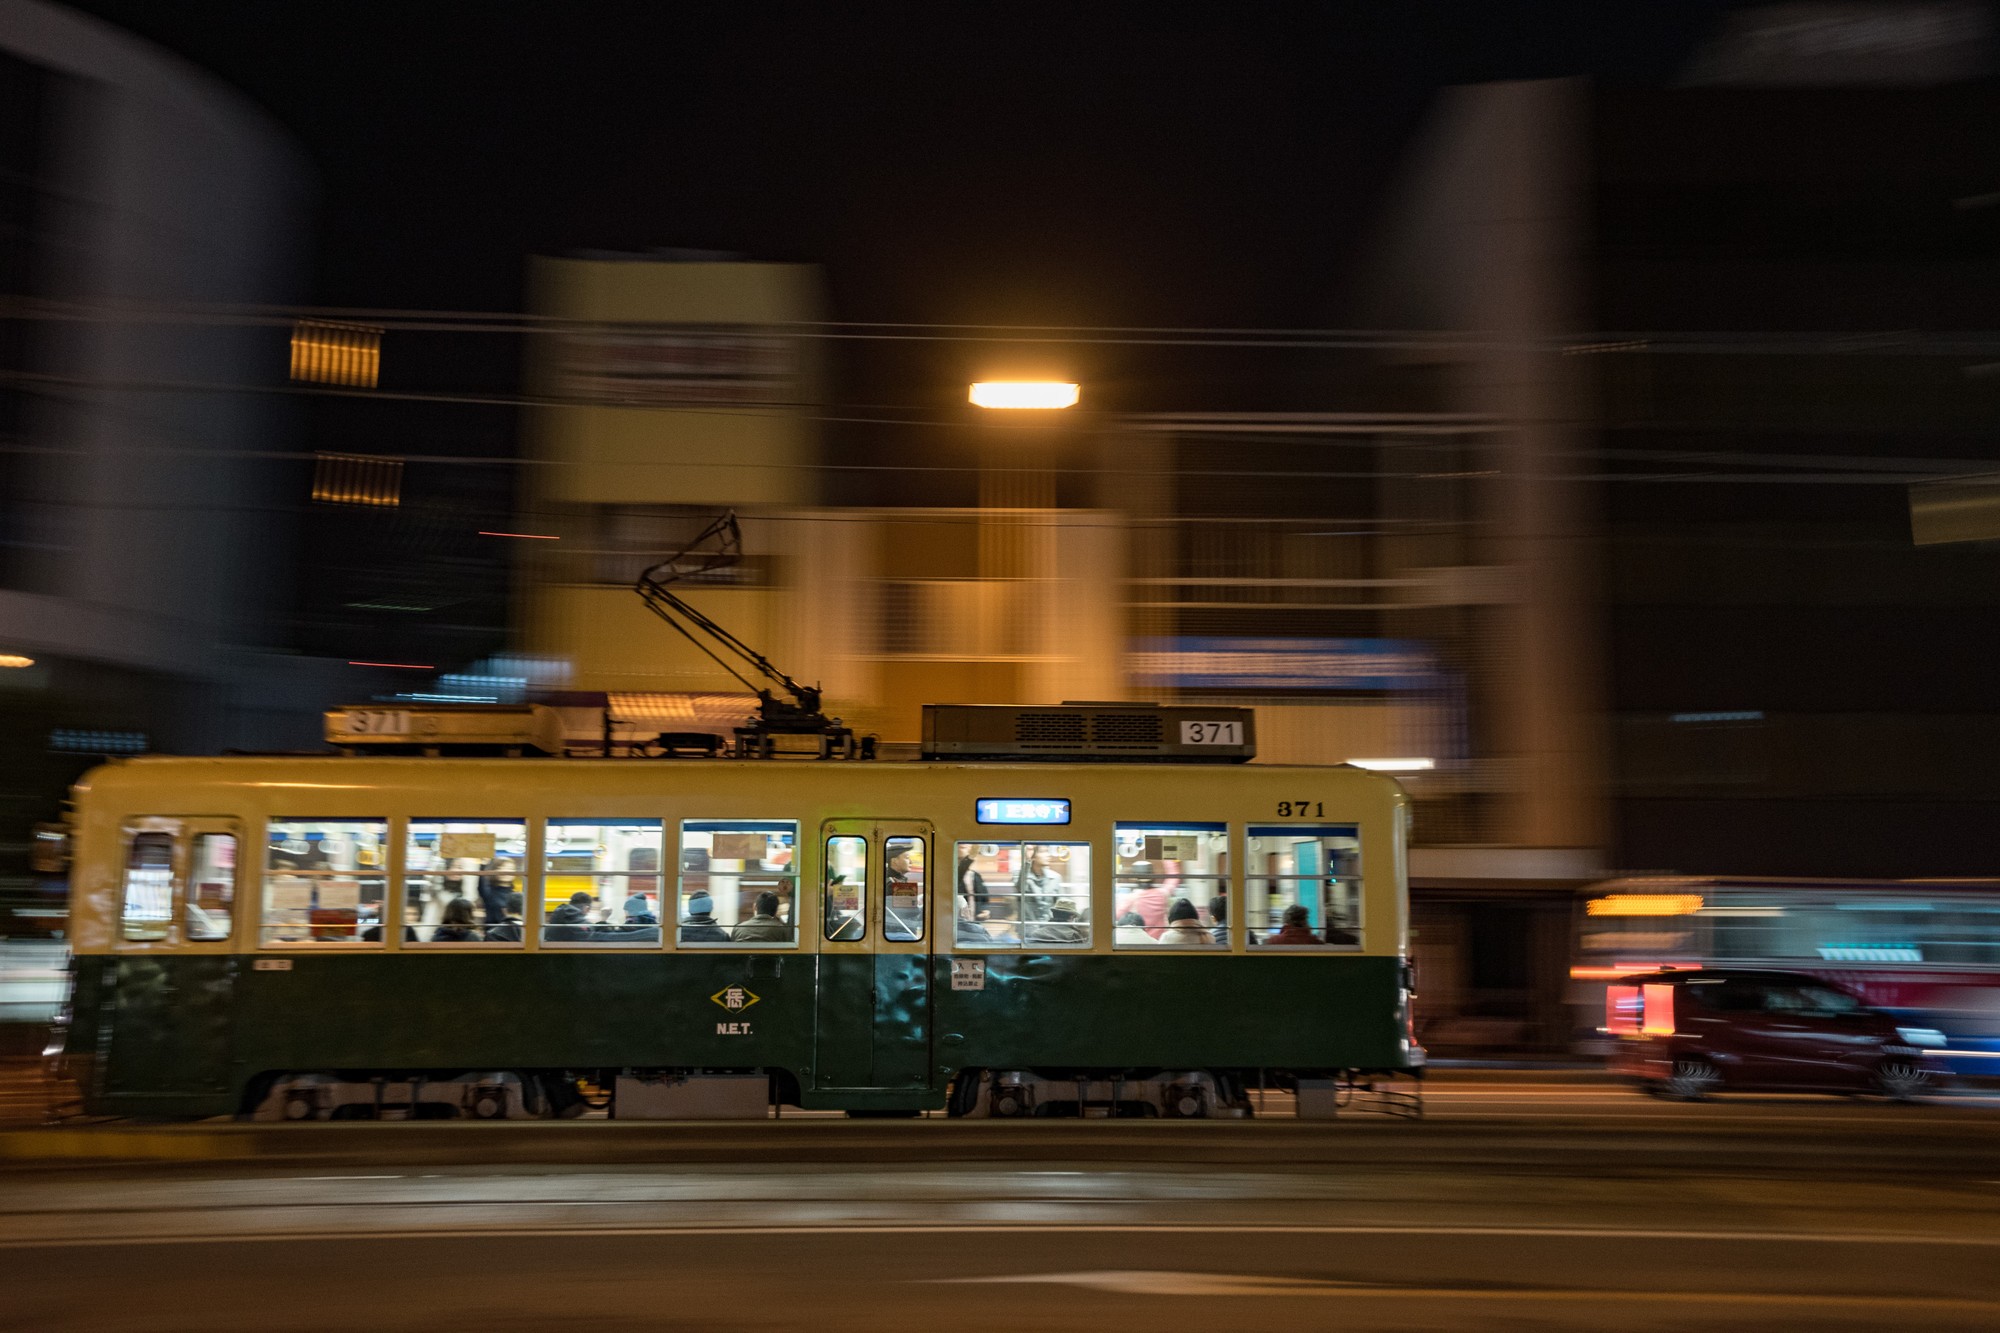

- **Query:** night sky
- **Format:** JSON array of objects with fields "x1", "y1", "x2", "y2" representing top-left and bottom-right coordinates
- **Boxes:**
[{"x1": 65, "y1": 1, "x2": 1726, "y2": 410}]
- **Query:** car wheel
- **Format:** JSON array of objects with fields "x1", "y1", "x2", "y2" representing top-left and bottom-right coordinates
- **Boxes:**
[
  {"x1": 1664, "y1": 1057, "x2": 1721, "y2": 1101},
  {"x1": 1875, "y1": 1059, "x2": 1933, "y2": 1103}
]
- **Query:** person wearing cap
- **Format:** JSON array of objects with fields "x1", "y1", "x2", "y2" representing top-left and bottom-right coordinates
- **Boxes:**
[
  {"x1": 678, "y1": 890, "x2": 730, "y2": 943},
  {"x1": 1024, "y1": 896, "x2": 1088, "y2": 945},
  {"x1": 1157, "y1": 896, "x2": 1213, "y2": 946}
]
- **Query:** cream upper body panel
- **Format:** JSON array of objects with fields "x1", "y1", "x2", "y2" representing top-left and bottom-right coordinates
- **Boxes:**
[{"x1": 69, "y1": 757, "x2": 1409, "y2": 957}]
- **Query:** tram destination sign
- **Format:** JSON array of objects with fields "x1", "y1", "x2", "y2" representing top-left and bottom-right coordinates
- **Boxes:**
[{"x1": 975, "y1": 798, "x2": 1071, "y2": 826}]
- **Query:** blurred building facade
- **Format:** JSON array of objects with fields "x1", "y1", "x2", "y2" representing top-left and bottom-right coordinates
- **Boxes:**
[
  {"x1": 518, "y1": 253, "x2": 1124, "y2": 745},
  {"x1": 1360, "y1": 25, "x2": 2000, "y2": 1047},
  {"x1": 0, "y1": 0, "x2": 323, "y2": 885}
]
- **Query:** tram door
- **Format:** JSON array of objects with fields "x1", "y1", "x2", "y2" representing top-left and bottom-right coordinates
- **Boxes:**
[{"x1": 813, "y1": 820, "x2": 934, "y2": 1094}]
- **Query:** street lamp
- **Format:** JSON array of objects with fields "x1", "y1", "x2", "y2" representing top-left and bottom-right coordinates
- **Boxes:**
[{"x1": 969, "y1": 381, "x2": 1080, "y2": 409}]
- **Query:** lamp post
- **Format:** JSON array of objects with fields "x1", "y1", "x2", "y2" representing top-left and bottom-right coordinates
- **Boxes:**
[{"x1": 968, "y1": 381, "x2": 1079, "y2": 579}]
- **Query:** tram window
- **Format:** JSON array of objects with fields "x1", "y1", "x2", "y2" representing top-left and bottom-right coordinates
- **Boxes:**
[
  {"x1": 680, "y1": 820, "x2": 799, "y2": 947},
  {"x1": 541, "y1": 818, "x2": 664, "y2": 947},
  {"x1": 1112, "y1": 823, "x2": 1228, "y2": 948},
  {"x1": 406, "y1": 820, "x2": 527, "y2": 945},
  {"x1": 1245, "y1": 826, "x2": 1362, "y2": 949},
  {"x1": 954, "y1": 842, "x2": 1092, "y2": 948},
  {"x1": 120, "y1": 831, "x2": 174, "y2": 943},
  {"x1": 884, "y1": 836, "x2": 926, "y2": 943},
  {"x1": 185, "y1": 833, "x2": 235, "y2": 942},
  {"x1": 261, "y1": 819, "x2": 389, "y2": 946},
  {"x1": 824, "y1": 835, "x2": 867, "y2": 942}
]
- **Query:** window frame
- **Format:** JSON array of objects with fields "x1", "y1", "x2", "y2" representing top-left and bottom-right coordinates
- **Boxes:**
[
  {"x1": 1244, "y1": 824, "x2": 1364, "y2": 951},
  {"x1": 537, "y1": 816, "x2": 666, "y2": 950},
  {"x1": 950, "y1": 838, "x2": 1095, "y2": 952},
  {"x1": 403, "y1": 818, "x2": 531, "y2": 948},
  {"x1": 677, "y1": 819, "x2": 802, "y2": 950},
  {"x1": 258, "y1": 817, "x2": 393, "y2": 949},
  {"x1": 823, "y1": 833, "x2": 869, "y2": 944},
  {"x1": 114, "y1": 817, "x2": 241, "y2": 951},
  {"x1": 1110, "y1": 821, "x2": 1231, "y2": 952}
]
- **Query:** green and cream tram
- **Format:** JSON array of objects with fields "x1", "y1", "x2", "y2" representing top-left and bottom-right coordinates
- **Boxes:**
[{"x1": 56, "y1": 704, "x2": 1419, "y2": 1120}]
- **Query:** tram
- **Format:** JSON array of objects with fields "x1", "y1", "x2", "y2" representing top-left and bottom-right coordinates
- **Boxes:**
[{"x1": 53, "y1": 701, "x2": 1419, "y2": 1120}]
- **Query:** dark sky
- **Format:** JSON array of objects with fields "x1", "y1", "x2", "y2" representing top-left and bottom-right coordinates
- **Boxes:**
[{"x1": 65, "y1": 1, "x2": 1726, "y2": 409}]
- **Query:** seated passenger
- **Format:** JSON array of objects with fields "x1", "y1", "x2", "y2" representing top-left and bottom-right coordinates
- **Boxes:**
[
  {"x1": 732, "y1": 890, "x2": 793, "y2": 942},
  {"x1": 430, "y1": 896, "x2": 483, "y2": 942},
  {"x1": 1323, "y1": 921, "x2": 1359, "y2": 946},
  {"x1": 621, "y1": 891, "x2": 654, "y2": 921},
  {"x1": 1208, "y1": 894, "x2": 1227, "y2": 932},
  {"x1": 1157, "y1": 897, "x2": 1212, "y2": 946},
  {"x1": 954, "y1": 892, "x2": 990, "y2": 947},
  {"x1": 600, "y1": 910, "x2": 661, "y2": 943},
  {"x1": 679, "y1": 891, "x2": 730, "y2": 943},
  {"x1": 484, "y1": 891, "x2": 526, "y2": 942},
  {"x1": 1023, "y1": 897, "x2": 1088, "y2": 945},
  {"x1": 1113, "y1": 910, "x2": 1154, "y2": 947},
  {"x1": 543, "y1": 890, "x2": 595, "y2": 942},
  {"x1": 1266, "y1": 903, "x2": 1320, "y2": 945}
]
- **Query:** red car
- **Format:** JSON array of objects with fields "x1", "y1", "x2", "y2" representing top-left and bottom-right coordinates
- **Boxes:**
[{"x1": 1606, "y1": 968, "x2": 1947, "y2": 1101}]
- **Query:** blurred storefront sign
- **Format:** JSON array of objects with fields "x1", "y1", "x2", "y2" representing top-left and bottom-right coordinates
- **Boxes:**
[
  {"x1": 555, "y1": 325, "x2": 798, "y2": 405},
  {"x1": 1128, "y1": 636, "x2": 1440, "y2": 692}
]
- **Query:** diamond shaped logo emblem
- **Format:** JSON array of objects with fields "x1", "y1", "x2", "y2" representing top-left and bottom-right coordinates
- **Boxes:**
[{"x1": 710, "y1": 985, "x2": 761, "y2": 1013}]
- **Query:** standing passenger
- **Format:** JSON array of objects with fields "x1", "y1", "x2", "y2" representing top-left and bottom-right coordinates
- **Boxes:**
[
  {"x1": 1016, "y1": 846, "x2": 1066, "y2": 924},
  {"x1": 478, "y1": 857, "x2": 518, "y2": 930},
  {"x1": 484, "y1": 891, "x2": 526, "y2": 942},
  {"x1": 431, "y1": 896, "x2": 482, "y2": 942}
]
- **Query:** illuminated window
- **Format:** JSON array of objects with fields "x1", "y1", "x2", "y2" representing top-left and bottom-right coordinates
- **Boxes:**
[
  {"x1": 542, "y1": 818, "x2": 664, "y2": 947},
  {"x1": 120, "y1": 831, "x2": 173, "y2": 943},
  {"x1": 680, "y1": 821, "x2": 798, "y2": 948},
  {"x1": 405, "y1": 820, "x2": 527, "y2": 946},
  {"x1": 824, "y1": 836, "x2": 867, "y2": 942},
  {"x1": 884, "y1": 835, "x2": 926, "y2": 943},
  {"x1": 953, "y1": 841, "x2": 1092, "y2": 949},
  {"x1": 1113, "y1": 823, "x2": 1228, "y2": 949},
  {"x1": 261, "y1": 820, "x2": 388, "y2": 946},
  {"x1": 1245, "y1": 826, "x2": 1362, "y2": 949},
  {"x1": 185, "y1": 833, "x2": 236, "y2": 942}
]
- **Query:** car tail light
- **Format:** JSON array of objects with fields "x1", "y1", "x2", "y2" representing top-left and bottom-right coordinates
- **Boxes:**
[{"x1": 1642, "y1": 983, "x2": 1676, "y2": 1036}]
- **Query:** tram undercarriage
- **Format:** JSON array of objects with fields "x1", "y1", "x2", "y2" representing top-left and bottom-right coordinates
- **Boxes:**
[{"x1": 245, "y1": 1066, "x2": 1422, "y2": 1121}]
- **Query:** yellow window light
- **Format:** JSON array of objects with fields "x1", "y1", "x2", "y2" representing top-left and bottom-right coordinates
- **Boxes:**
[
  {"x1": 291, "y1": 319, "x2": 382, "y2": 388},
  {"x1": 1585, "y1": 894, "x2": 1705, "y2": 917},
  {"x1": 969, "y1": 381, "x2": 1080, "y2": 409},
  {"x1": 0, "y1": 654, "x2": 34, "y2": 668}
]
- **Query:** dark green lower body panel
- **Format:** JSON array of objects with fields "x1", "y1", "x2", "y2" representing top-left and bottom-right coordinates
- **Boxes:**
[{"x1": 72, "y1": 952, "x2": 1410, "y2": 1117}]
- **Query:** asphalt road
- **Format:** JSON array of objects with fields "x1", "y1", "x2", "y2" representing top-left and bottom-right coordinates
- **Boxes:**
[{"x1": 4, "y1": 1077, "x2": 2000, "y2": 1331}]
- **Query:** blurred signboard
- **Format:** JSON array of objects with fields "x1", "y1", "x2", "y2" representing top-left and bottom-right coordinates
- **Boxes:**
[
  {"x1": 1128, "y1": 637, "x2": 1439, "y2": 692},
  {"x1": 556, "y1": 325, "x2": 798, "y2": 405}
]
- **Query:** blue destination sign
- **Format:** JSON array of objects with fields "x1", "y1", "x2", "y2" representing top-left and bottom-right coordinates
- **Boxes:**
[{"x1": 975, "y1": 798, "x2": 1072, "y2": 826}]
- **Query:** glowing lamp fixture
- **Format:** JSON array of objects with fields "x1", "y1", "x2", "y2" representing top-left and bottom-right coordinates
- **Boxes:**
[
  {"x1": 969, "y1": 381, "x2": 1080, "y2": 409},
  {"x1": 1346, "y1": 757, "x2": 1435, "y2": 772},
  {"x1": 0, "y1": 654, "x2": 33, "y2": 668}
]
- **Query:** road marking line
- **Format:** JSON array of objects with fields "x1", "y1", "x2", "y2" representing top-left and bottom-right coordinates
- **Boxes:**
[
  {"x1": 3, "y1": 1221, "x2": 1999, "y2": 1250},
  {"x1": 927, "y1": 1270, "x2": 1998, "y2": 1309}
]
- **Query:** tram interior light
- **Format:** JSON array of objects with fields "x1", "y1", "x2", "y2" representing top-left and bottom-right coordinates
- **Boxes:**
[{"x1": 1346, "y1": 757, "x2": 1434, "y2": 772}]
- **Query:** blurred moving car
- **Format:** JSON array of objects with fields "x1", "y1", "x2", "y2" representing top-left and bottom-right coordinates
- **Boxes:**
[{"x1": 1606, "y1": 968, "x2": 1947, "y2": 1101}]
